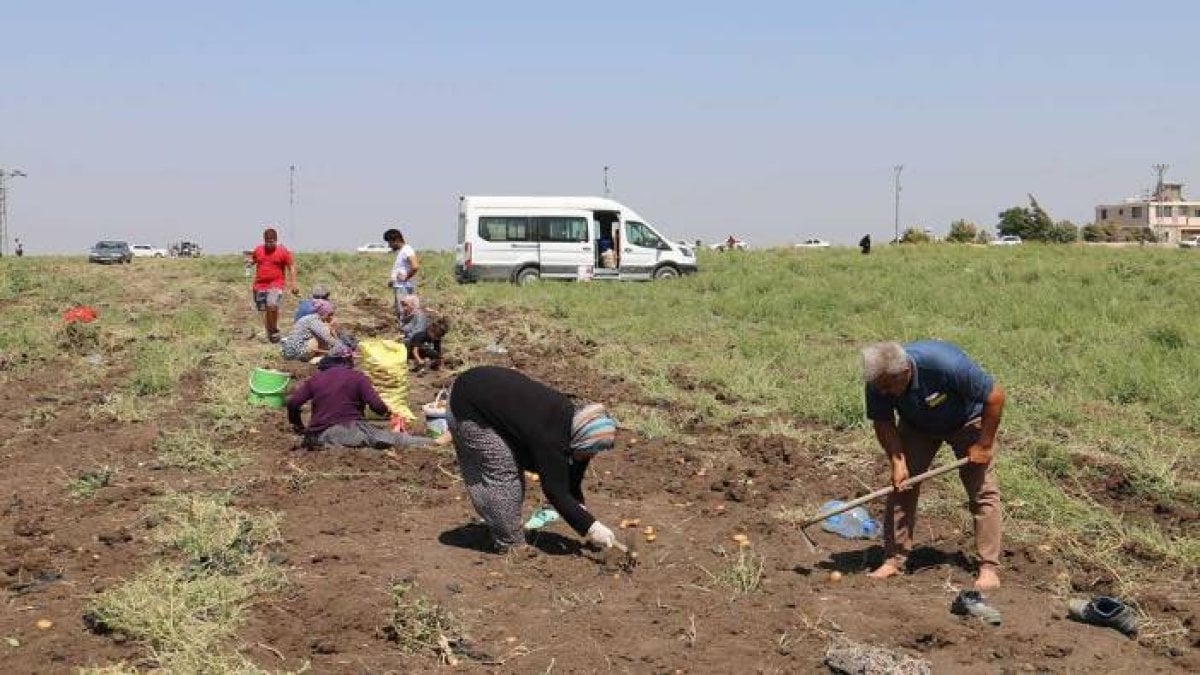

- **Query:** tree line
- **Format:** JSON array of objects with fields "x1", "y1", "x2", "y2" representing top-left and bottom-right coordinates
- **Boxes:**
[{"x1": 898, "y1": 195, "x2": 1157, "y2": 244}]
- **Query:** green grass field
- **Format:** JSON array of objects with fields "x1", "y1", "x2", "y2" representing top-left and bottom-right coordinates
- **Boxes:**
[{"x1": 438, "y1": 244, "x2": 1200, "y2": 579}]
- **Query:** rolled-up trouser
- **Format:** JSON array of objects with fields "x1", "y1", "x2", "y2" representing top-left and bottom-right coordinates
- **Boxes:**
[
  {"x1": 311, "y1": 420, "x2": 433, "y2": 450},
  {"x1": 883, "y1": 419, "x2": 1002, "y2": 570},
  {"x1": 447, "y1": 411, "x2": 526, "y2": 550}
]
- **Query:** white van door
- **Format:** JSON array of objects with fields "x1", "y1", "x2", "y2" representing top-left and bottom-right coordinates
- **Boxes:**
[
  {"x1": 620, "y1": 219, "x2": 664, "y2": 279},
  {"x1": 535, "y1": 216, "x2": 592, "y2": 278},
  {"x1": 477, "y1": 215, "x2": 538, "y2": 278}
]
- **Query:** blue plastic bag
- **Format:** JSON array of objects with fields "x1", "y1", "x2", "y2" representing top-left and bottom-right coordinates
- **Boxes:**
[{"x1": 817, "y1": 500, "x2": 880, "y2": 539}]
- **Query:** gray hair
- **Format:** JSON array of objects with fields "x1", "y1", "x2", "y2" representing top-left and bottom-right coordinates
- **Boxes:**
[{"x1": 861, "y1": 342, "x2": 909, "y2": 382}]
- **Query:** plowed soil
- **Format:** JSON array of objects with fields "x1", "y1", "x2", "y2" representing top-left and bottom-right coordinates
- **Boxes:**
[{"x1": 1, "y1": 262, "x2": 1196, "y2": 673}]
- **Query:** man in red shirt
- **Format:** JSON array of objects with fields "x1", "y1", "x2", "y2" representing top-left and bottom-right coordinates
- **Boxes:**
[{"x1": 250, "y1": 227, "x2": 298, "y2": 342}]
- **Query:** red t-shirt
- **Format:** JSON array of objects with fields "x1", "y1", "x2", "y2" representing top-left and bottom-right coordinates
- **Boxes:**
[{"x1": 252, "y1": 244, "x2": 293, "y2": 290}]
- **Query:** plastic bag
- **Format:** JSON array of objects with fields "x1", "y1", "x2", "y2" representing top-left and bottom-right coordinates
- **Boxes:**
[
  {"x1": 358, "y1": 339, "x2": 416, "y2": 423},
  {"x1": 818, "y1": 500, "x2": 880, "y2": 539}
]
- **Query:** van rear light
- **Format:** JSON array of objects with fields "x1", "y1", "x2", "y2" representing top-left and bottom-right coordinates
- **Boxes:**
[{"x1": 464, "y1": 242, "x2": 472, "y2": 268}]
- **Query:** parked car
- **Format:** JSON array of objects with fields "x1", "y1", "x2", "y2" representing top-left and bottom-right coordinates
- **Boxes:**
[
  {"x1": 795, "y1": 238, "x2": 832, "y2": 248},
  {"x1": 169, "y1": 241, "x2": 203, "y2": 258},
  {"x1": 130, "y1": 244, "x2": 168, "y2": 258},
  {"x1": 990, "y1": 235, "x2": 1023, "y2": 246},
  {"x1": 710, "y1": 238, "x2": 748, "y2": 251},
  {"x1": 1178, "y1": 235, "x2": 1200, "y2": 249},
  {"x1": 357, "y1": 242, "x2": 391, "y2": 254},
  {"x1": 90, "y1": 240, "x2": 133, "y2": 264}
]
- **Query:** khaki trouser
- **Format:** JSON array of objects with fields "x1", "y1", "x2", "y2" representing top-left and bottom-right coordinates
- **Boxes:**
[{"x1": 884, "y1": 419, "x2": 1002, "y2": 569}]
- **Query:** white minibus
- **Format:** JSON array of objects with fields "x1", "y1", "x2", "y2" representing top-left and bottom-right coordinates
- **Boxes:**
[{"x1": 454, "y1": 196, "x2": 698, "y2": 284}]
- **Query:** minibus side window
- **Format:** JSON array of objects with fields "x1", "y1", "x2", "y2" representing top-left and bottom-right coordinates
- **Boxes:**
[
  {"x1": 536, "y1": 217, "x2": 588, "y2": 243},
  {"x1": 479, "y1": 217, "x2": 532, "y2": 242}
]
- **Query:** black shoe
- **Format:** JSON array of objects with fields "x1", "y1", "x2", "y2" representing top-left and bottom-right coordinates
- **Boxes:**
[
  {"x1": 1068, "y1": 597, "x2": 1139, "y2": 637},
  {"x1": 268, "y1": 331, "x2": 281, "y2": 343},
  {"x1": 951, "y1": 590, "x2": 1002, "y2": 626}
]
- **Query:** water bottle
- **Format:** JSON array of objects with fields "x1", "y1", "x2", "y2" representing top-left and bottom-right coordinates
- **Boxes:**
[{"x1": 817, "y1": 500, "x2": 880, "y2": 539}]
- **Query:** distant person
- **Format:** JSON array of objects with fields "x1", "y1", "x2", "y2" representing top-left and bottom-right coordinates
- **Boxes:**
[
  {"x1": 294, "y1": 284, "x2": 332, "y2": 321},
  {"x1": 725, "y1": 235, "x2": 738, "y2": 251},
  {"x1": 445, "y1": 366, "x2": 620, "y2": 553},
  {"x1": 287, "y1": 344, "x2": 433, "y2": 450},
  {"x1": 250, "y1": 227, "x2": 299, "y2": 343},
  {"x1": 280, "y1": 300, "x2": 346, "y2": 362},
  {"x1": 398, "y1": 295, "x2": 429, "y2": 344},
  {"x1": 861, "y1": 341, "x2": 1005, "y2": 591},
  {"x1": 408, "y1": 316, "x2": 449, "y2": 372},
  {"x1": 14, "y1": 239, "x2": 23, "y2": 258},
  {"x1": 384, "y1": 228, "x2": 420, "y2": 324},
  {"x1": 859, "y1": 234, "x2": 872, "y2": 255}
]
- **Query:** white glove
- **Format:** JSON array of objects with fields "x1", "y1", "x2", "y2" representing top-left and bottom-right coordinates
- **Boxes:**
[{"x1": 586, "y1": 521, "x2": 616, "y2": 548}]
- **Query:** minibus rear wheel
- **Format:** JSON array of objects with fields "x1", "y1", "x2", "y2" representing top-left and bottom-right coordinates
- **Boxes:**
[{"x1": 515, "y1": 266, "x2": 541, "y2": 285}]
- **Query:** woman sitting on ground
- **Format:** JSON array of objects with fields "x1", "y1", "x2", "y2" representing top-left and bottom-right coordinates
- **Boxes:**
[
  {"x1": 398, "y1": 295, "x2": 428, "y2": 343},
  {"x1": 280, "y1": 299, "x2": 346, "y2": 361},
  {"x1": 446, "y1": 366, "x2": 620, "y2": 553},
  {"x1": 286, "y1": 344, "x2": 434, "y2": 450}
]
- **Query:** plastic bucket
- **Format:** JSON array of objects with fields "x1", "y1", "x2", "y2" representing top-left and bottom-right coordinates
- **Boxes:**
[
  {"x1": 423, "y1": 389, "x2": 449, "y2": 438},
  {"x1": 248, "y1": 368, "x2": 291, "y2": 408}
]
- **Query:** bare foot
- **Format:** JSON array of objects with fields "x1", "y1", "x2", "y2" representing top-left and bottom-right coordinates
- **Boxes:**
[
  {"x1": 867, "y1": 562, "x2": 903, "y2": 580},
  {"x1": 975, "y1": 566, "x2": 1001, "y2": 591}
]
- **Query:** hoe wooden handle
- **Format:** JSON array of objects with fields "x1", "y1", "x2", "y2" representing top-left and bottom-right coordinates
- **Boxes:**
[{"x1": 800, "y1": 457, "x2": 971, "y2": 530}]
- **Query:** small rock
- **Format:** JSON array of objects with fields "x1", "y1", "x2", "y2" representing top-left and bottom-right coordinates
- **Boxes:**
[{"x1": 446, "y1": 582, "x2": 463, "y2": 594}]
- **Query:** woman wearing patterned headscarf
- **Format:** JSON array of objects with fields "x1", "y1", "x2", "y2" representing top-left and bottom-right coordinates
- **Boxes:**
[
  {"x1": 280, "y1": 299, "x2": 347, "y2": 361},
  {"x1": 446, "y1": 366, "x2": 620, "y2": 553}
]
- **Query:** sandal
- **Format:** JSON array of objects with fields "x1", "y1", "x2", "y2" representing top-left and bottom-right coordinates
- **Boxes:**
[
  {"x1": 1067, "y1": 597, "x2": 1139, "y2": 637},
  {"x1": 951, "y1": 590, "x2": 1003, "y2": 626}
]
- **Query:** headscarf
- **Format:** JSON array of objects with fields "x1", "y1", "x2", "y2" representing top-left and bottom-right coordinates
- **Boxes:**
[
  {"x1": 569, "y1": 403, "x2": 617, "y2": 453},
  {"x1": 400, "y1": 295, "x2": 421, "y2": 312},
  {"x1": 311, "y1": 299, "x2": 335, "y2": 318},
  {"x1": 318, "y1": 343, "x2": 354, "y2": 370}
]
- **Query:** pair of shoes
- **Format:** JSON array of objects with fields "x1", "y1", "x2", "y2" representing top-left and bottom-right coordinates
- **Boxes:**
[
  {"x1": 268, "y1": 331, "x2": 281, "y2": 344},
  {"x1": 950, "y1": 590, "x2": 1003, "y2": 626},
  {"x1": 1068, "y1": 597, "x2": 1139, "y2": 637}
]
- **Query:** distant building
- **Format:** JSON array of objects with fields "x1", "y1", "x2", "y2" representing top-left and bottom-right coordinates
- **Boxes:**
[{"x1": 1094, "y1": 183, "x2": 1200, "y2": 243}]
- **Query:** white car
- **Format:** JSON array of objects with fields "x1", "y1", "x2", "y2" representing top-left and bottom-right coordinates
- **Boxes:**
[
  {"x1": 794, "y1": 238, "x2": 831, "y2": 248},
  {"x1": 1178, "y1": 235, "x2": 1200, "y2": 249},
  {"x1": 709, "y1": 239, "x2": 748, "y2": 251},
  {"x1": 990, "y1": 235, "x2": 1023, "y2": 246},
  {"x1": 130, "y1": 244, "x2": 168, "y2": 258},
  {"x1": 357, "y1": 243, "x2": 391, "y2": 254}
]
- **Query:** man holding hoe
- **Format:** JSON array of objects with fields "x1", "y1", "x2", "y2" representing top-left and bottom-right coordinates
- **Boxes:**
[{"x1": 861, "y1": 340, "x2": 1005, "y2": 591}]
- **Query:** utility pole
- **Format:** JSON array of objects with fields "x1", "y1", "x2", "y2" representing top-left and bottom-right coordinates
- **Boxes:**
[
  {"x1": 0, "y1": 169, "x2": 28, "y2": 257},
  {"x1": 893, "y1": 164, "x2": 904, "y2": 243},
  {"x1": 1151, "y1": 163, "x2": 1169, "y2": 200},
  {"x1": 288, "y1": 165, "x2": 297, "y2": 248},
  {"x1": 603, "y1": 165, "x2": 611, "y2": 197}
]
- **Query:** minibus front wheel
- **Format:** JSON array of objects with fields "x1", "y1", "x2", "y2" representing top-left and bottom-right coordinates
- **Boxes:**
[
  {"x1": 653, "y1": 265, "x2": 680, "y2": 280},
  {"x1": 514, "y1": 266, "x2": 541, "y2": 285}
]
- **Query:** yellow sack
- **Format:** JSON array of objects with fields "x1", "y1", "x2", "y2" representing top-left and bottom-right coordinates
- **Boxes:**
[{"x1": 358, "y1": 339, "x2": 416, "y2": 422}]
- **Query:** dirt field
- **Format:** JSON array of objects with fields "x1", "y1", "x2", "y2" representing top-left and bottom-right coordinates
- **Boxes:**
[{"x1": 1, "y1": 260, "x2": 1196, "y2": 673}]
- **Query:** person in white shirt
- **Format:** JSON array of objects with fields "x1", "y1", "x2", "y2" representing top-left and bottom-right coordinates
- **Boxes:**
[{"x1": 383, "y1": 228, "x2": 421, "y2": 324}]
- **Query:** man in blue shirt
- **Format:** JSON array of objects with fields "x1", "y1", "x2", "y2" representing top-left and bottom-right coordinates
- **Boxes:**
[{"x1": 862, "y1": 340, "x2": 1006, "y2": 591}]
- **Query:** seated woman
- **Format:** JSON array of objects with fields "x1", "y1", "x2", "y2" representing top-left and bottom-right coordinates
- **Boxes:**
[
  {"x1": 280, "y1": 299, "x2": 346, "y2": 361},
  {"x1": 398, "y1": 295, "x2": 428, "y2": 343},
  {"x1": 286, "y1": 345, "x2": 434, "y2": 449}
]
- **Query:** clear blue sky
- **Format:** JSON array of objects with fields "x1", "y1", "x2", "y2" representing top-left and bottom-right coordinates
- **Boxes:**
[{"x1": 3, "y1": 1, "x2": 1197, "y2": 253}]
